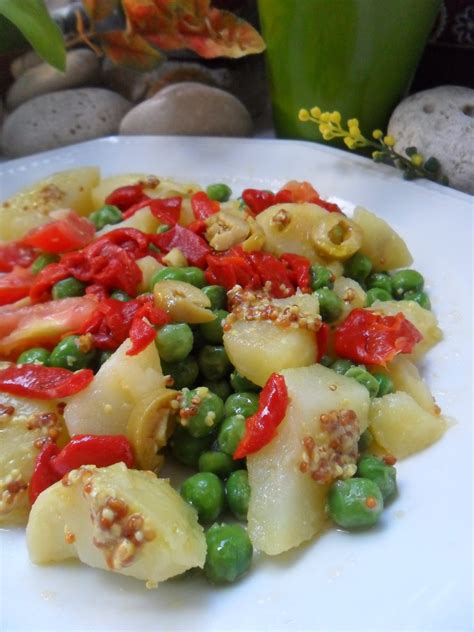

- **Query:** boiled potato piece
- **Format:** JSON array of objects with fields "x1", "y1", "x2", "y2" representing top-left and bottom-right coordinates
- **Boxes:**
[
  {"x1": 369, "y1": 391, "x2": 446, "y2": 458},
  {"x1": 27, "y1": 463, "x2": 206, "y2": 584},
  {"x1": 0, "y1": 393, "x2": 66, "y2": 524},
  {"x1": 92, "y1": 173, "x2": 200, "y2": 210},
  {"x1": 370, "y1": 299, "x2": 443, "y2": 361},
  {"x1": 136, "y1": 255, "x2": 164, "y2": 293},
  {"x1": 352, "y1": 206, "x2": 413, "y2": 271},
  {"x1": 384, "y1": 356, "x2": 439, "y2": 414},
  {"x1": 333, "y1": 276, "x2": 366, "y2": 321},
  {"x1": 97, "y1": 207, "x2": 159, "y2": 236},
  {"x1": 223, "y1": 293, "x2": 320, "y2": 387},
  {"x1": 0, "y1": 167, "x2": 100, "y2": 241},
  {"x1": 256, "y1": 203, "x2": 327, "y2": 261},
  {"x1": 64, "y1": 338, "x2": 167, "y2": 437},
  {"x1": 248, "y1": 364, "x2": 370, "y2": 555}
]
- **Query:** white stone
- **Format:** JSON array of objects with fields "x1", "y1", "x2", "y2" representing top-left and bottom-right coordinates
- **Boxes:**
[
  {"x1": 1, "y1": 88, "x2": 131, "y2": 158},
  {"x1": 119, "y1": 82, "x2": 253, "y2": 137},
  {"x1": 388, "y1": 85, "x2": 474, "y2": 194},
  {"x1": 10, "y1": 50, "x2": 42, "y2": 79},
  {"x1": 6, "y1": 49, "x2": 101, "y2": 110}
]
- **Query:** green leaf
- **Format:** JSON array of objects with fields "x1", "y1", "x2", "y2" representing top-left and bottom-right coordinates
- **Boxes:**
[
  {"x1": 404, "y1": 146, "x2": 418, "y2": 157},
  {"x1": 0, "y1": 0, "x2": 66, "y2": 71}
]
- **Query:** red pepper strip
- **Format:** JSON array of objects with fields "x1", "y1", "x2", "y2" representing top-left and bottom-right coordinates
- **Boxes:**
[
  {"x1": 234, "y1": 373, "x2": 288, "y2": 459},
  {"x1": 315, "y1": 198, "x2": 343, "y2": 214},
  {"x1": 191, "y1": 191, "x2": 220, "y2": 221},
  {"x1": 280, "y1": 253, "x2": 311, "y2": 293},
  {"x1": 126, "y1": 317, "x2": 156, "y2": 356},
  {"x1": 0, "y1": 242, "x2": 36, "y2": 273},
  {"x1": 92, "y1": 228, "x2": 150, "y2": 259},
  {"x1": 187, "y1": 219, "x2": 207, "y2": 236},
  {"x1": 334, "y1": 308, "x2": 423, "y2": 366},
  {"x1": 105, "y1": 184, "x2": 149, "y2": 212},
  {"x1": 28, "y1": 441, "x2": 60, "y2": 504},
  {"x1": 85, "y1": 283, "x2": 109, "y2": 301},
  {"x1": 246, "y1": 251, "x2": 294, "y2": 298},
  {"x1": 316, "y1": 322, "x2": 329, "y2": 362},
  {"x1": 242, "y1": 188, "x2": 292, "y2": 215},
  {"x1": 123, "y1": 196, "x2": 182, "y2": 225},
  {"x1": 151, "y1": 224, "x2": 211, "y2": 268},
  {"x1": 50, "y1": 434, "x2": 134, "y2": 477},
  {"x1": 0, "y1": 365, "x2": 94, "y2": 399},
  {"x1": 29, "y1": 263, "x2": 70, "y2": 302},
  {"x1": 280, "y1": 180, "x2": 320, "y2": 203},
  {"x1": 0, "y1": 267, "x2": 36, "y2": 305},
  {"x1": 22, "y1": 212, "x2": 96, "y2": 253},
  {"x1": 205, "y1": 253, "x2": 257, "y2": 290}
]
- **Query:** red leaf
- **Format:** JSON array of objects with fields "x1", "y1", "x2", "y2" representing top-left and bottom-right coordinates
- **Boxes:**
[{"x1": 100, "y1": 30, "x2": 164, "y2": 70}]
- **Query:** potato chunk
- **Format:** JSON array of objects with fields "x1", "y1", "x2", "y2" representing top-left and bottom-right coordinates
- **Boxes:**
[
  {"x1": 64, "y1": 338, "x2": 167, "y2": 437},
  {"x1": 0, "y1": 393, "x2": 66, "y2": 524},
  {"x1": 247, "y1": 364, "x2": 370, "y2": 555},
  {"x1": 223, "y1": 293, "x2": 320, "y2": 386},
  {"x1": 352, "y1": 206, "x2": 413, "y2": 271},
  {"x1": 0, "y1": 167, "x2": 99, "y2": 240},
  {"x1": 333, "y1": 276, "x2": 366, "y2": 321},
  {"x1": 27, "y1": 463, "x2": 206, "y2": 584},
  {"x1": 369, "y1": 391, "x2": 446, "y2": 458},
  {"x1": 385, "y1": 356, "x2": 439, "y2": 414},
  {"x1": 370, "y1": 300, "x2": 443, "y2": 361}
]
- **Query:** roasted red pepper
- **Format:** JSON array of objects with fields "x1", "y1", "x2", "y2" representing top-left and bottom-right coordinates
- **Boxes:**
[
  {"x1": 242, "y1": 188, "x2": 292, "y2": 214},
  {"x1": 29, "y1": 435, "x2": 135, "y2": 503},
  {"x1": 280, "y1": 253, "x2": 311, "y2": 293},
  {"x1": 205, "y1": 252, "x2": 257, "y2": 290},
  {"x1": 279, "y1": 180, "x2": 343, "y2": 213},
  {"x1": 123, "y1": 196, "x2": 182, "y2": 225},
  {"x1": 233, "y1": 373, "x2": 288, "y2": 459},
  {"x1": 0, "y1": 364, "x2": 94, "y2": 399},
  {"x1": 334, "y1": 308, "x2": 423, "y2": 366},
  {"x1": 22, "y1": 212, "x2": 96, "y2": 253},
  {"x1": 105, "y1": 184, "x2": 149, "y2": 211},
  {"x1": 0, "y1": 242, "x2": 36, "y2": 273},
  {"x1": 152, "y1": 224, "x2": 211, "y2": 268},
  {"x1": 0, "y1": 267, "x2": 36, "y2": 305},
  {"x1": 246, "y1": 251, "x2": 294, "y2": 298},
  {"x1": 29, "y1": 262, "x2": 70, "y2": 302},
  {"x1": 191, "y1": 191, "x2": 220, "y2": 221}
]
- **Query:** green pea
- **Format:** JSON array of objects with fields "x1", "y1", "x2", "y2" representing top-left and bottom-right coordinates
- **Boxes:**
[
  {"x1": 199, "y1": 309, "x2": 228, "y2": 344},
  {"x1": 330, "y1": 358, "x2": 354, "y2": 375},
  {"x1": 161, "y1": 356, "x2": 199, "y2": 390},
  {"x1": 224, "y1": 392, "x2": 259, "y2": 419},
  {"x1": 181, "y1": 473, "x2": 225, "y2": 523},
  {"x1": 202, "y1": 285, "x2": 227, "y2": 310},
  {"x1": 203, "y1": 379, "x2": 232, "y2": 402},
  {"x1": 226, "y1": 470, "x2": 250, "y2": 520},
  {"x1": 403, "y1": 289, "x2": 431, "y2": 310},
  {"x1": 110, "y1": 289, "x2": 131, "y2": 302},
  {"x1": 343, "y1": 252, "x2": 373, "y2": 282},
  {"x1": 97, "y1": 350, "x2": 113, "y2": 367},
  {"x1": 357, "y1": 456, "x2": 397, "y2": 502},
  {"x1": 204, "y1": 523, "x2": 253, "y2": 583},
  {"x1": 344, "y1": 366, "x2": 380, "y2": 398},
  {"x1": 206, "y1": 183, "x2": 232, "y2": 202},
  {"x1": 217, "y1": 414, "x2": 246, "y2": 455},
  {"x1": 156, "y1": 224, "x2": 170, "y2": 234},
  {"x1": 319, "y1": 355, "x2": 333, "y2": 367},
  {"x1": 358, "y1": 428, "x2": 373, "y2": 453},
  {"x1": 179, "y1": 388, "x2": 225, "y2": 438},
  {"x1": 51, "y1": 277, "x2": 86, "y2": 300},
  {"x1": 17, "y1": 347, "x2": 50, "y2": 365},
  {"x1": 391, "y1": 269, "x2": 424, "y2": 298},
  {"x1": 328, "y1": 478, "x2": 384, "y2": 528},
  {"x1": 48, "y1": 335, "x2": 95, "y2": 371},
  {"x1": 315, "y1": 287, "x2": 343, "y2": 323},
  {"x1": 155, "y1": 323, "x2": 193, "y2": 362},
  {"x1": 89, "y1": 204, "x2": 122, "y2": 231},
  {"x1": 31, "y1": 253, "x2": 59, "y2": 275},
  {"x1": 372, "y1": 372, "x2": 394, "y2": 397},
  {"x1": 198, "y1": 345, "x2": 232, "y2": 381},
  {"x1": 310, "y1": 264, "x2": 334, "y2": 290},
  {"x1": 181, "y1": 266, "x2": 206, "y2": 288},
  {"x1": 365, "y1": 287, "x2": 392, "y2": 307},
  {"x1": 150, "y1": 267, "x2": 186, "y2": 290},
  {"x1": 170, "y1": 425, "x2": 214, "y2": 467},
  {"x1": 230, "y1": 370, "x2": 260, "y2": 393},
  {"x1": 366, "y1": 272, "x2": 393, "y2": 295},
  {"x1": 198, "y1": 451, "x2": 238, "y2": 478}
]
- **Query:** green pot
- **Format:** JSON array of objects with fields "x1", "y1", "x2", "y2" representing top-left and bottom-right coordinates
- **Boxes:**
[{"x1": 258, "y1": 0, "x2": 441, "y2": 141}]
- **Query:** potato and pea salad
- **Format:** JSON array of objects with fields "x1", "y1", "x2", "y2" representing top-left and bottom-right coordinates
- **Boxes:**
[{"x1": 0, "y1": 168, "x2": 446, "y2": 586}]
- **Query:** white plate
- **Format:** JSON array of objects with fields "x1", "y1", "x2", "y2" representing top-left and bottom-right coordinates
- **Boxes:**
[{"x1": 0, "y1": 137, "x2": 472, "y2": 632}]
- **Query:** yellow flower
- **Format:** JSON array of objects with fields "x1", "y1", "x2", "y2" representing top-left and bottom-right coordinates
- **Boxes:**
[
  {"x1": 372, "y1": 129, "x2": 383, "y2": 140},
  {"x1": 410, "y1": 153, "x2": 424, "y2": 167},
  {"x1": 322, "y1": 130, "x2": 334, "y2": 140},
  {"x1": 344, "y1": 137, "x2": 357, "y2": 149},
  {"x1": 320, "y1": 112, "x2": 331, "y2": 123},
  {"x1": 329, "y1": 111, "x2": 341, "y2": 124},
  {"x1": 347, "y1": 118, "x2": 359, "y2": 128},
  {"x1": 298, "y1": 109, "x2": 310, "y2": 122},
  {"x1": 319, "y1": 123, "x2": 331, "y2": 134},
  {"x1": 310, "y1": 106, "x2": 321, "y2": 118},
  {"x1": 349, "y1": 126, "x2": 361, "y2": 139},
  {"x1": 383, "y1": 135, "x2": 395, "y2": 147}
]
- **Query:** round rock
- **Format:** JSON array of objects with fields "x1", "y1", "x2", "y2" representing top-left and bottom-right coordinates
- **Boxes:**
[
  {"x1": 1, "y1": 88, "x2": 131, "y2": 157},
  {"x1": 6, "y1": 49, "x2": 101, "y2": 111},
  {"x1": 388, "y1": 86, "x2": 474, "y2": 194},
  {"x1": 119, "y1": 82, "x2": 253, "y2": 137}
]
